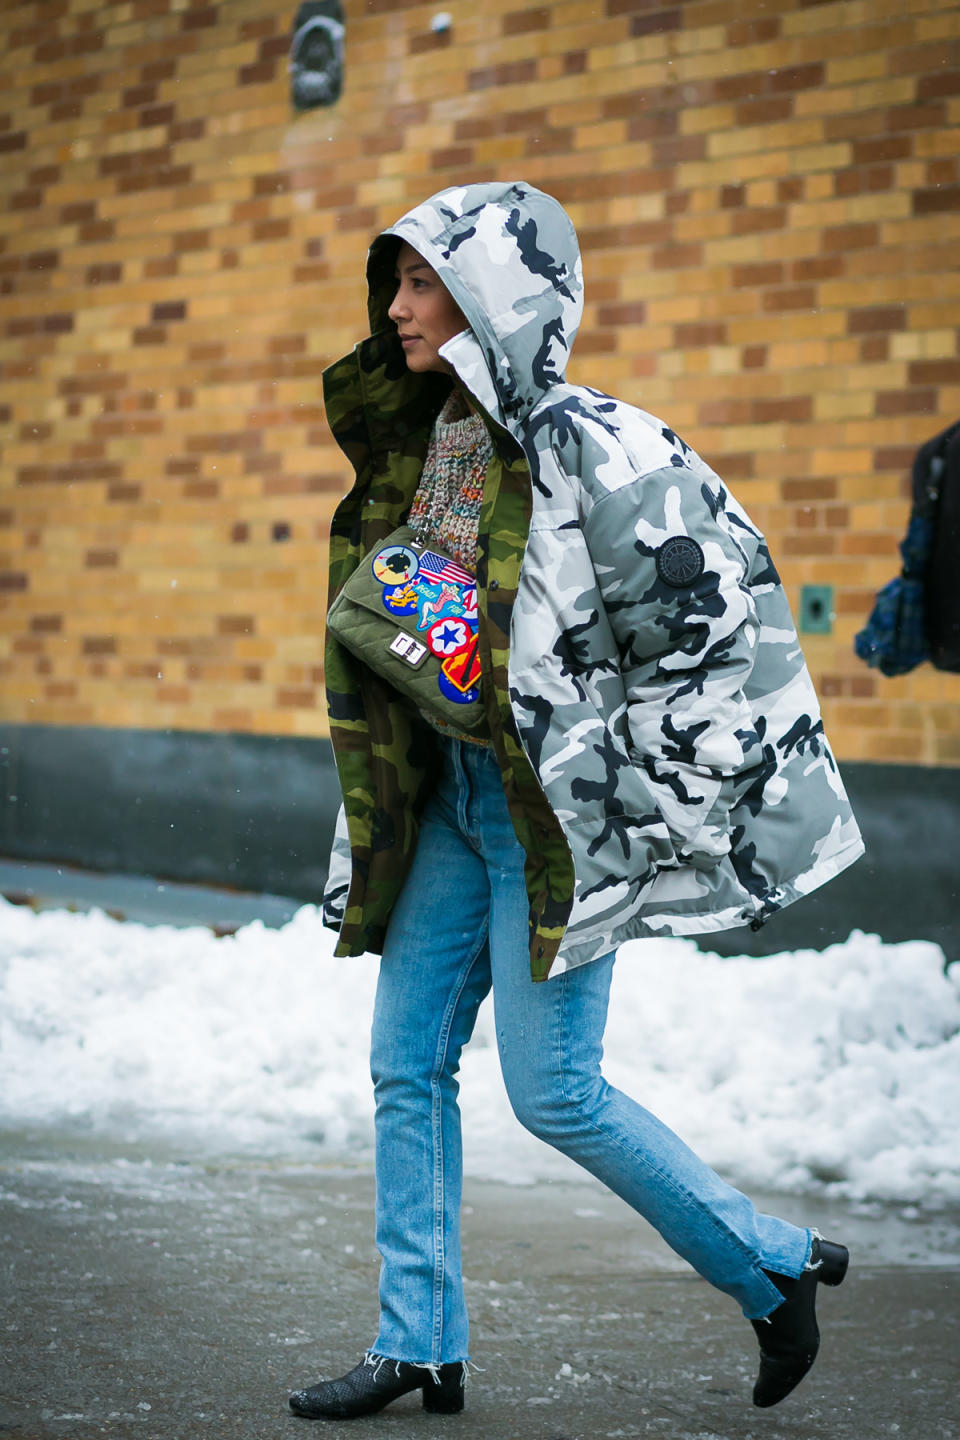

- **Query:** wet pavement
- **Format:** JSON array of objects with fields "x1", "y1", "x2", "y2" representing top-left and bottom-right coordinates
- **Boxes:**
[
  {"x1": 0, "y1": 860, "x2": 298, "y2": 934},
  {"x1": 1, "y1": 1130, "x2": 958, "y2": 1440}
]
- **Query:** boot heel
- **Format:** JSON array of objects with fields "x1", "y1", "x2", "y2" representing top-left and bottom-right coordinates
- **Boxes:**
[
  {"x1": 816, "y1": 1238, "x2": 849, "y2": 1286},
  {"x1": 421, "y1": 1367, "x2": 465, "y2": 1414}
]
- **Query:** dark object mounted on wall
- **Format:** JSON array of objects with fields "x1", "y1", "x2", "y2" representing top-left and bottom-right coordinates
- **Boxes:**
[
  {"x1": 855, "y1": 418, "x2": 960, "y2": 676},
  {"x1": 290, "y1": 0, "x2": 344, "y2": 110},
  {"x1": 921, "y1": 420, "x2": 960, "y2": 671}
]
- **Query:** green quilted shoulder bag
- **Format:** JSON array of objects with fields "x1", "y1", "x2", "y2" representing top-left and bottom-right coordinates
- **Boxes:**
[{"x1": 326, "y1": 526, "x2": 486, "y2": 734}]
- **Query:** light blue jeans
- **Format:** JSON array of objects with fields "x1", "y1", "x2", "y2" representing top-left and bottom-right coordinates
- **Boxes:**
[{"x1": 370, "y1": 737, "x2": 811, "y2": 1364}]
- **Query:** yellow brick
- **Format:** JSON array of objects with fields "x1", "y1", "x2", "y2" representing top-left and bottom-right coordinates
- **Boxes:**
[
  {"x1": 709, "y1": 119, "x2": 826, "y2": 160},
  {"x1": 823, "y1": 53, "x2": 892, "y2": 85},
  {"x1": 678, "y1": 152, "x2": 792, "y2": 187},
  {"x1": 681, "y1": 104, "x2": 739, "y2": 136},
  {"x1": 813, "y1": 391, "x2": 876, "y2": 421},
  {"x1": 917, "y1": 10, "x2": 960, "y2": 40}
]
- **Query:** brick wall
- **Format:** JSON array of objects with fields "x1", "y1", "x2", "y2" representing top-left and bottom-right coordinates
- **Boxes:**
[{"x1": 1, "y1": 0, "x2": 959, "y2": 761}]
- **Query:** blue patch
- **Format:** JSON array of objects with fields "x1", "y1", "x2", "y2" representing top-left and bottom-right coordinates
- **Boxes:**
[
  {"x1": 438, "y1": 670, "x2": 480, "y2": 706},
  {"x1": 382, "y1": 583, "x2": 418, "y2": 616}
]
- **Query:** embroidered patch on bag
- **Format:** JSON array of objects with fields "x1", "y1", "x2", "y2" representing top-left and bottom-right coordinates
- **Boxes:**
[
  {"x1": 656, "y1": 536, "x2": 705, "y2": 588},
  {"x1": 439, "y1": 641, "x2": 481, "y2": 703},
  {"x1": 426, "y1": 617, "x2": 472, "y2": 657},
  {"x1": 372, "y1": 544, "x2": 419, "y2": 585},
  {"x1": 371, "y1": 542, "x2": 482, "y2": 706},
  {"x1": 381, "y1": 582, "x2": 419, "y2": 616}
]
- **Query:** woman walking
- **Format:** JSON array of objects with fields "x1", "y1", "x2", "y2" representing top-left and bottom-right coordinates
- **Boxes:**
[{"x1": 290, "y1": 181, "x2": 863, "y2": 1420}]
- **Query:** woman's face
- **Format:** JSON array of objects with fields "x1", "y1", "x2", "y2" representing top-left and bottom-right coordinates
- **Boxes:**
[{"x1": 387, "y1": 241, "x2": 468, "y2": 373}]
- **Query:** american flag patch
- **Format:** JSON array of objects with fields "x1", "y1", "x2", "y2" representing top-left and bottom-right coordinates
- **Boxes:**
[{"x1": 418, "y1": 550, "x2": 474, "y2": 588}]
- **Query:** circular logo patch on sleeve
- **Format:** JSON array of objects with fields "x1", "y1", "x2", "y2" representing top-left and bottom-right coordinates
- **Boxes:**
[{"x1": 655, "y1": 536, "x2": 705, "y2": 588}]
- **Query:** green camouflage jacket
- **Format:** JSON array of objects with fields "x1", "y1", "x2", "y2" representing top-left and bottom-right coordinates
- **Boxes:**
[{"x1": 321, "y1": 181, "x2": 863, "y2": 980}]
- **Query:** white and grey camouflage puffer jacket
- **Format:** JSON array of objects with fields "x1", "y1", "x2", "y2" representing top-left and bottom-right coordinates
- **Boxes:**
[{"x1": 322, "y1": 180, "x2": 864, "y2": 976}]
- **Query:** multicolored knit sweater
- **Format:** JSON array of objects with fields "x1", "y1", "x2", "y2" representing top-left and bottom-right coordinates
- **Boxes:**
[
  {"x1": 408, "y1": 389, "x2": 493, "y2": 744},
  {"x1": 407, "y1": 389, "x2": 492, "y2": 572}
]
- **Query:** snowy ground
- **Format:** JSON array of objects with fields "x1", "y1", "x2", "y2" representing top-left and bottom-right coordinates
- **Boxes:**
[{"x1": 1, "y1": 897, "x2": 958, "y2": 1205}]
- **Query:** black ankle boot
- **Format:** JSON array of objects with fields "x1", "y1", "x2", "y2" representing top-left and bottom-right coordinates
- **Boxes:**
[
  {"x1": 289, "y1": 1352, "x2": 465, "y2": 1420},
  {"x1": 751, "y1": 1237, "x2": 849, "y2": 1408}
]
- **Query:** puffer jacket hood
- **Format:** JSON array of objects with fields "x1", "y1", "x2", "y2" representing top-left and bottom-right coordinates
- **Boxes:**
[
  {"x1": 366, "y1": 181, "x2": 583, "y2": 428},
  {"x1": 321, "y1": 181, "x2": 864, "y2": 979}
]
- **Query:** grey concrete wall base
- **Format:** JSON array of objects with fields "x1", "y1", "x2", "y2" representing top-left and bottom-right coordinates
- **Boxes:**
[
  {"x1": 1, "y1": 723, "x2": 958, "y2": 959},
  {"x1": 0, "y1": 723, "x2": 340, "y2": 904},
  {"x1": 694, "y1": 761, "x2": 959, "y2": 962}
]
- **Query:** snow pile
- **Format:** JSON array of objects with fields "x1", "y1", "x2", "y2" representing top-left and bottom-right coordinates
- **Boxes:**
[{"x1": 0, "y1": 898, "x2": 957, "y2": 1203}]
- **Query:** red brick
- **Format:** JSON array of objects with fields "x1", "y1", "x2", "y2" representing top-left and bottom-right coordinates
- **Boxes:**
[
  {"x1": 913, "y1": 187, "x2": 960, "y2": 215},
  {"x1": 908, "y1": 360, "x2": 960, "y2": 385},
  {"x1": 732, "y1": 207, "x2": 788, "y2": 235},
  {"x1": 769, "y1": 63, "x2": 824, "y2": 93},
  {"x1": 752, "y1": 397, "x2": 814, "y2": 423},
  {"x1": 822, "y1": 222, "x2": 879, "y2": 251},
  {"x1": 182, "y1": 6, "x2": 217, "y2": 29},
  {"x1": 727, "y1": 18, "x2": 780, "y2": 43},
  {"x1": 61, "y1": 201, "x2": 96, "y2": 224},
  {"x1": 783, "y1": 479, "x2": 837, "y2": 500},
  {"x1": 503, "y1": 7, "x2": 550, "y2": 34},
  {"x1": 468, "y1": 60, "x2": 537, "y2": 90},
  {"x1": 888, "y1": 103, "x2": 948, "y2": 131},
  {"x1": 653, "y1": 135, "x2": 706, "y2": 165},
  {"x1": 259, "y1": 35, "x2": 290, "y2": 61},
  {"x1": 699, "y1": 399, "x2": 751, "y2": 425},
  {"x1": 151, "y1": 300, "x2": 187, "y2": 322},
  {"x1": 852, "y1": 136, "x2": 912, "y2": 165},
  {"x1": 924, "y1": 70, "x2": 960, "y2": 99},
  {"x1": 874, "y1": 388, "x2": 937, "y2": 416},
  {"x1": 860, "y1": 336, "x2": 889, "y2": 362},
  {"x1": 792, "y1": 255, "x2": 844, "y2": 281},
  {"x1": 847, "y1": 306, "x2": 906, "y2": 334},
  {"x1": 431, "y1": 146, "x2": 473, "y2": 169},
  {"x1": 732, "y1": 262, "x2": 784, "y2": 287},
  {"x1": 736, "y1": 97, "x2": 793, "y2": 126},
  {"x1": 141, "y1": 104, "x2": 176, "y2": 127},
  {"x1": 141, "y1": 58, "x2": 177, "y2": 83},
  {"x1": 717, "y1": 452, "x2": 755, "y2": 478},
  {"x1": 123, "y1": 83, "x2": 157, "y2": 107},
  {"x1": 276, "y1": 687, "x2": 316, "y2": 707},
  {"x1": 252, "y1": 218, "x2": 290, "y2": 241},
  {"x1": 597, "y1": 302, "x2": 647, "y2": 325},
  {"x1": 720, "y1": 184, "x2": 746, "y2": 208},
  {"x1": 575, "y1": 332, "x2": 617, "y2": 355},
  {"x1": 675, "y1": 321, "x2": 727, "y2": 345},
  {"x1": 626, "y1": 113, "x2": 679, "y2": 141},
  {"x1": 170, "y1": 118, "x2": 205, "y2": 142},
  {"x1": 873, "y1": 446, "x2": 915, "y2": 472},
  {"x1": 239, "y1": 61, "x2": 276, "y2": 85},
  {"x1": 652, "y1": 241, "x2": 701, "y2": 269},
  {"x1": 762, "y1": 287, "x2": 815, "y2": 312},
  {"x1": 630, "y1": 10, "x2": 682, "y2": 38},
  {"x1": 409, "y1": 30, "x2": 451, "y2": 54}
]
